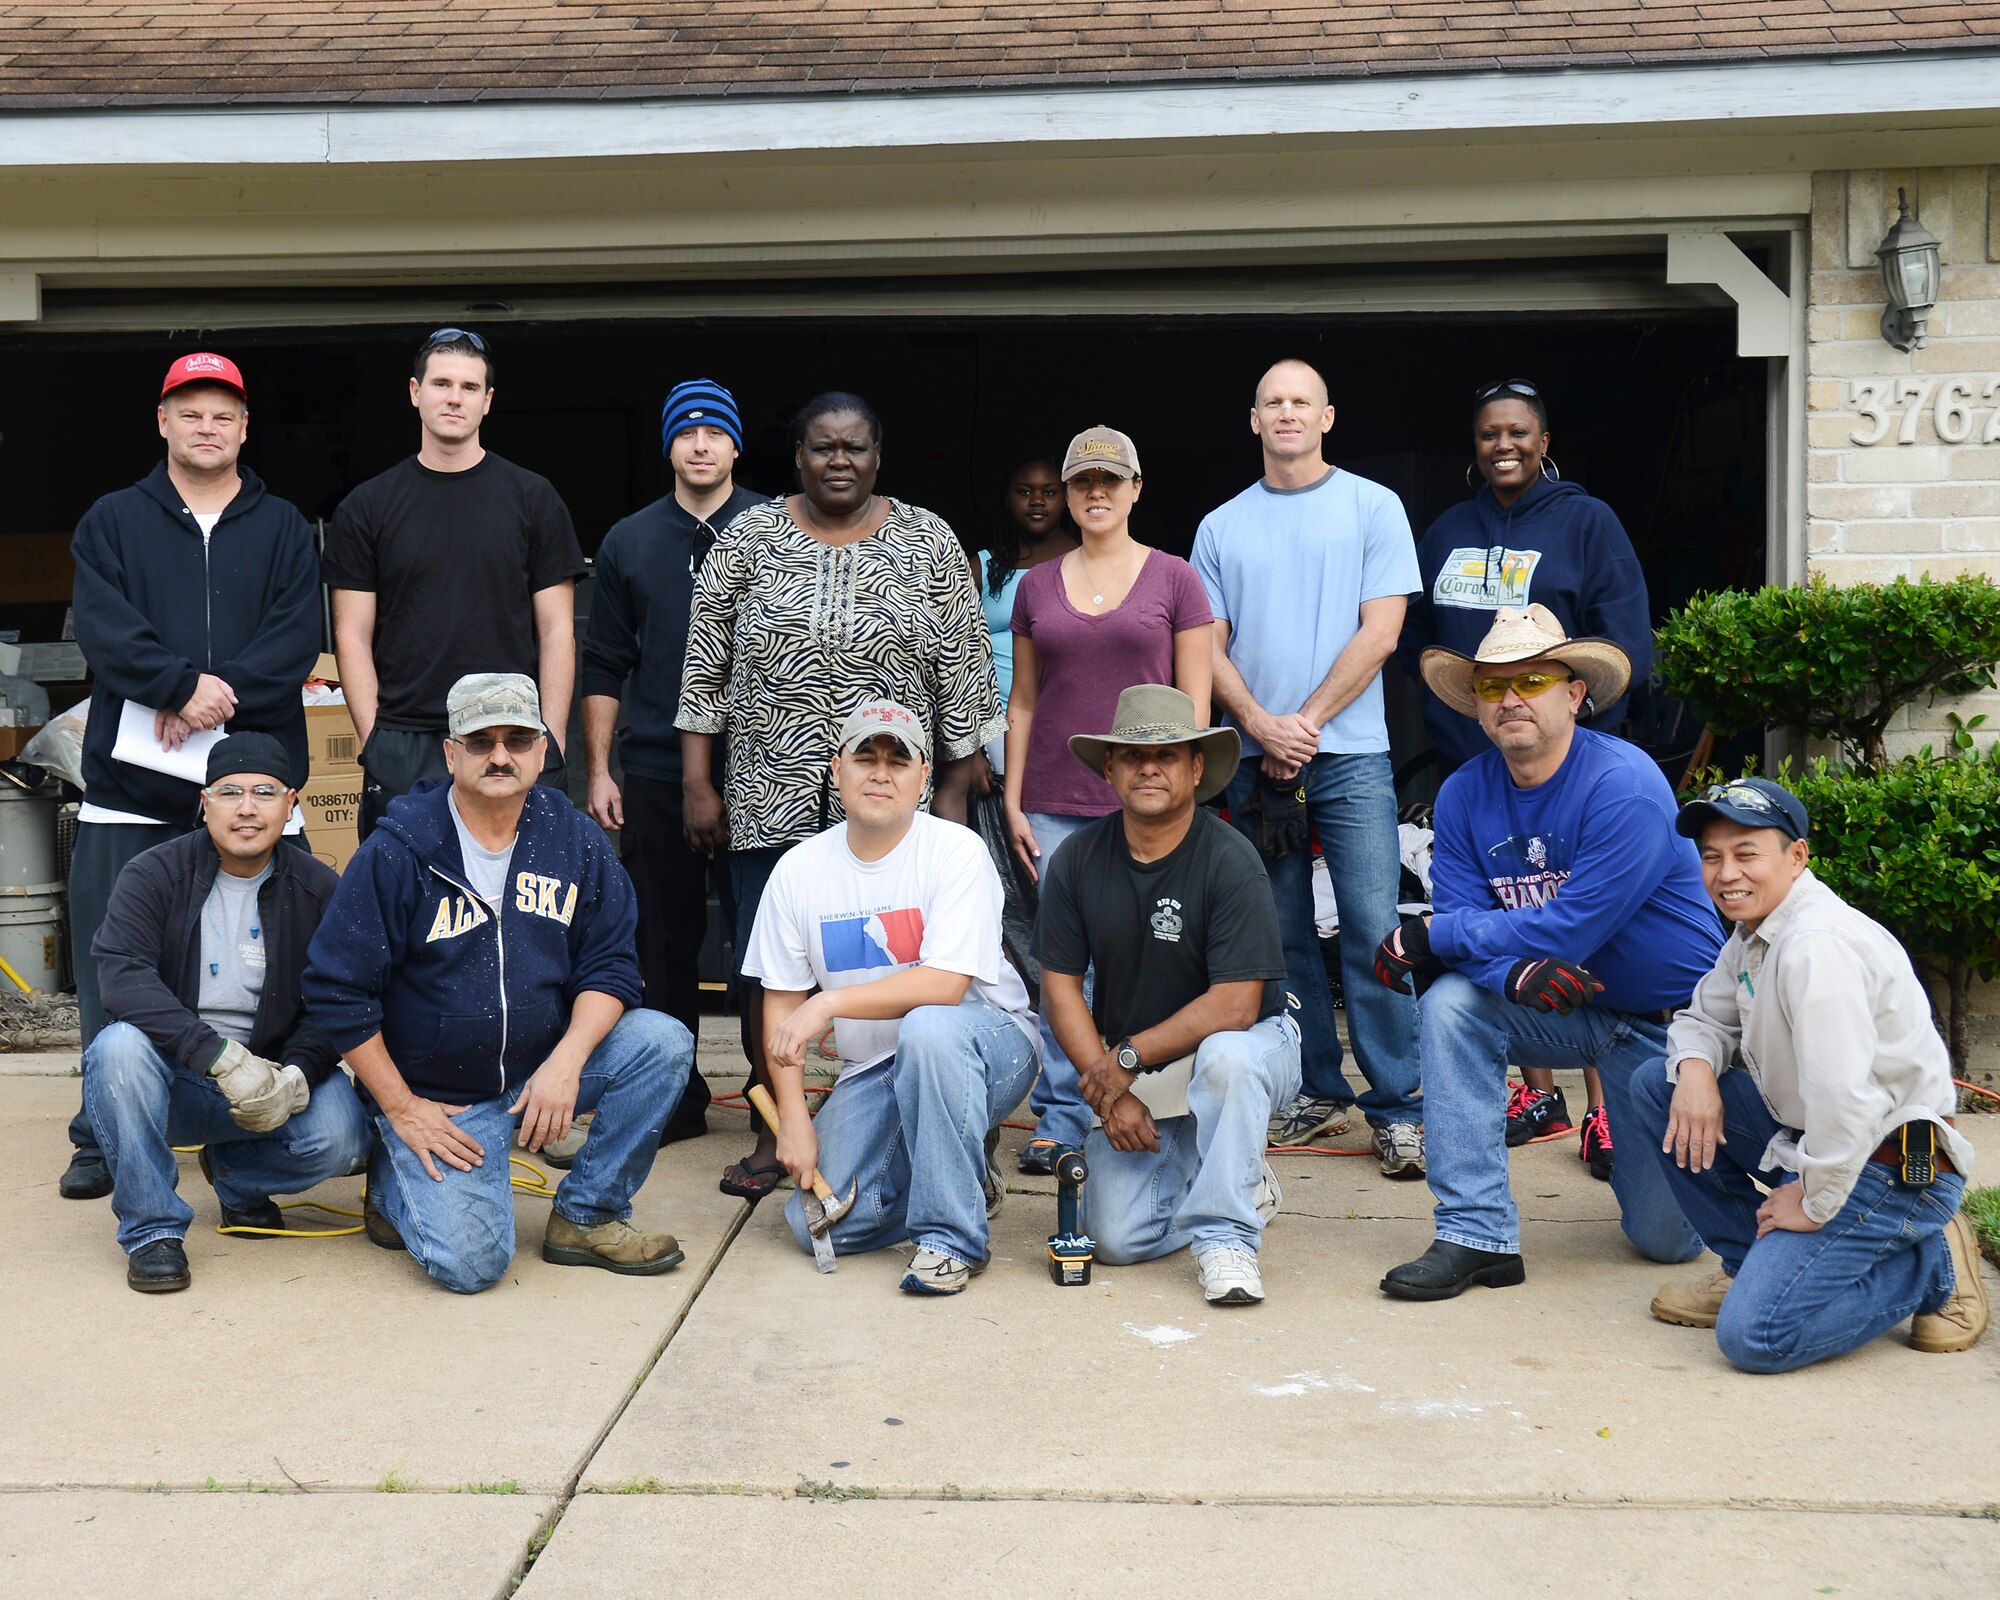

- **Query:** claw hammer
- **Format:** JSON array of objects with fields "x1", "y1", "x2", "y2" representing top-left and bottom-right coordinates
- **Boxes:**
[{"x1": 745, "y1": 1084, "x2": 855, "y2": 1275}]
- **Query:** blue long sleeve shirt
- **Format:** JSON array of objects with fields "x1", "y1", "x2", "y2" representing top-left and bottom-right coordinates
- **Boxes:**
[{"x1": 1427, "y1": 728, "x2": 1722, "y2": 1014}]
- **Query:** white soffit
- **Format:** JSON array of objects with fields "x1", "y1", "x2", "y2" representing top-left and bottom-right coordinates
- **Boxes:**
[{"x1": 0, "y1": 53, "x2": 1995, "y2": 169}]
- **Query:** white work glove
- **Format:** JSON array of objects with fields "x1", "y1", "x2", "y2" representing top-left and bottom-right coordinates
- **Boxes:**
[
  {"x1": 208, "y1": 1039, "x2": 309, "y2": 1132},
  {"x1": 229, "y1": 1064, "x2": 310, "y2": 1134}
]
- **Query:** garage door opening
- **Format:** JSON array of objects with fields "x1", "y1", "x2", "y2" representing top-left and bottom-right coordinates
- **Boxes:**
[{"x1": 0, "y1": 302, "x2": 1768, "y2": 791}]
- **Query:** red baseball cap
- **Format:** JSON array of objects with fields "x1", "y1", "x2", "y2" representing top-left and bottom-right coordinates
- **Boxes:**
[{"x1": 160, "y1": 351, "x2": 246, "y2": 401}]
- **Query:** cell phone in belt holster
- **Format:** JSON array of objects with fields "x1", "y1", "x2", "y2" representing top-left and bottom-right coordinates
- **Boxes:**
[{"x1": 1901, "y1": 1121, "x2": 1937, "y2": 1187}]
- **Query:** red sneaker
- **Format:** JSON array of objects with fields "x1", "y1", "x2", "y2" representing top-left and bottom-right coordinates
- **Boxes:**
[{"x1": 1580, "y1": 1103, "x2": 1613, "y2": 1182}]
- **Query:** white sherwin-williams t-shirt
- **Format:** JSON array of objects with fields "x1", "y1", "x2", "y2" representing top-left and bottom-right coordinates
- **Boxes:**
[{"x1": 744, "y1": 810, "x2": 1036, "y2": 1073}]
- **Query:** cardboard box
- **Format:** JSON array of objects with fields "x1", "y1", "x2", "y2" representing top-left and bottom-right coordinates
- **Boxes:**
[
  {"x1": 0, "y1": 723, "x2": 41, "y2": 761},
  {"x1": 299, "y1": 770, "x2": 364, "y2": 873},
  {"x1": 305, "y1": 704, "x2": 361, "y2": 774}
]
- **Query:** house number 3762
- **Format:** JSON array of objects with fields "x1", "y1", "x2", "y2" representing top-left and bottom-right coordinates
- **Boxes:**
[{"x1": 1847, "y1": 377, "x2": 2000, "y2": 445}]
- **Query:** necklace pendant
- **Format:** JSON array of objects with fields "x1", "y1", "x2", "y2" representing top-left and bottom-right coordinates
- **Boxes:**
[{"x1": 1092, "y1": 593, "x2": 1104, "y2": 605}]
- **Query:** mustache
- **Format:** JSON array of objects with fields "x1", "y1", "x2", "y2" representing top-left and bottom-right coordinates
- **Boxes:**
[{"x1": 483, "y1": 764, "x2": 515, "y2": 777}]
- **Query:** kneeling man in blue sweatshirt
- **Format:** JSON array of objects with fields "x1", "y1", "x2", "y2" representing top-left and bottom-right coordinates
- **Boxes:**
[
  {"x1": 1373, "y1": 605, "x2": 1720, "y2": 1299},
  {"x1": 305, "y1": 672, "x2": 692, "y2": 1293}
]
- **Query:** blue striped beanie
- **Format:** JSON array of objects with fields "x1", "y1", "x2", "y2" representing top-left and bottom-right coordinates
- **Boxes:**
[{"x1": 661, "y1": 379, "x2": 743, "y2": 454}]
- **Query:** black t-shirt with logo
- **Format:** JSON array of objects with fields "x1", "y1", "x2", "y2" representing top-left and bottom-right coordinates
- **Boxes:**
[
  {"x1": 322, "y1": 453, "x2": 587, "y2": 731},
  {"x1": 1036, "y1": 807, "x2": 1287, "y2": 1048}
]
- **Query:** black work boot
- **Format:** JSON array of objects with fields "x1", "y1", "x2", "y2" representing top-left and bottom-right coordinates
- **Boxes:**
[
  {"x1": 127, "y1": 1238, "x2": 192, "y2": 1293},
  {"x1": 1381, "y1": 1240, "x2": 1526, "y2": 1301},
  {"x1": 198, "y1": 1146, "x2": 284, "y2": 1234},
  {"x1": 60, "y1": 1147, "x2": 113, "y2": 1200}
]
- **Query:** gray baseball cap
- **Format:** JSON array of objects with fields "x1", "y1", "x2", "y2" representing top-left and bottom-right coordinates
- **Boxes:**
[
  {"x1": 447, "y1": 672, "x2": 544, "y2": 737},
  {"x1": 836, "y1": 699, "x2": 930, "y2": 760}
]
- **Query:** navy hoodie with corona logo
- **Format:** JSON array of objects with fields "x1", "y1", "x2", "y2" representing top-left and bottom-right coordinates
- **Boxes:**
[
  {"x1": 1399, "y1": 476, "x2": 1653, "y2": 771},
  {"x1": 71, "y1": 461, "x2": 323, "y2": 821},
  {"x1": 302, "y1": 779, "x2": 642, "y2": 1102}
]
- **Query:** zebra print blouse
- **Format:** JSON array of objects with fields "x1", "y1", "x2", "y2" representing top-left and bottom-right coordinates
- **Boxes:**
[{"x1": 676, "y1": 496, "x2": 1005, "y2": 851}]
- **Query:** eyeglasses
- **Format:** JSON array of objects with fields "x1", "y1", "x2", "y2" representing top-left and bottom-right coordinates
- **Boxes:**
[
  {"x1": 203, "y1": 783, "x2": 288, "y2": 803},
  {"x1": 420, "y1": 326, "x2": 488, "y2": 355},
  {"x1": 1474, "y1": 379, "x2": 1540, "y2": 404},
  {"x1": 1472, "y1": 670, "x2": 1573, "y2": 703},
  {"x1": 453, "y1": 731, "x2": 542, "y2": 756}
]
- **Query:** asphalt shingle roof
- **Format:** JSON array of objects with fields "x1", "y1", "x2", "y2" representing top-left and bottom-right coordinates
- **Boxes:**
[{"x1": 2, "y1": 1, "x2": 1997, "y2": 109}]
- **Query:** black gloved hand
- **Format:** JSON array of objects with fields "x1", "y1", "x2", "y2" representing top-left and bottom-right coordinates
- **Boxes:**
[
  {"x1": 1504, "y1": 957, "x2": 1603, "y2": 1014},
  {"x1": 1373, "y1": 915, "x2": 1442, "y2": 994},
  {"x1": 1252, "y1": 770, "x2": 1310, "y2": 859}
]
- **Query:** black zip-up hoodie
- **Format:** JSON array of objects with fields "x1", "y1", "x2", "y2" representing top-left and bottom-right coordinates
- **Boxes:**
[
  {"x1": 71, "y1": 462, "x2": 323, "y2": 821},
  {"x1": 92, "y1": 829, "x2": 343, "y2": 1081}
]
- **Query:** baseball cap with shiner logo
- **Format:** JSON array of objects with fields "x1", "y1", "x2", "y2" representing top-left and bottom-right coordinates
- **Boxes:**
[
  {"x1": 836, "y1": 700, "x2": 930, "y2": 761},
  {"x1": 160, "y1": 352, "x2": 246, "y2": 402},
  {"x1": 1061, "y1": 425, "x2": 1141, "y2": 481}
]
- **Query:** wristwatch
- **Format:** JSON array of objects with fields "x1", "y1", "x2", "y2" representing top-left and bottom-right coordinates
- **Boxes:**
[{"x1": 1115, "y1": 1038, "x2": 1143, "y2": 1073}]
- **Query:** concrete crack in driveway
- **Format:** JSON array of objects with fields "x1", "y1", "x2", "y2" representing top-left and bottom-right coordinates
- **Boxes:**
[{"x1": 508, "y1": 1198, "x2": 756, "y2": 1593}]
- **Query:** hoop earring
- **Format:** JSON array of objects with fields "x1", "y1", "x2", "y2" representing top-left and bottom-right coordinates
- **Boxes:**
[
  {"x1": 1541, "y1": 457, "x2": 1561, "y2": 481},
  {"x1": 1465, "y1": 463, "x2": 1480, "y2": 490}
]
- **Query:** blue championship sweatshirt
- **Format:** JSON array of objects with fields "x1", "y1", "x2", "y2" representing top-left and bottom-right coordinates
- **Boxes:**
[
  {"x1": 302, "y1": 780, "x2": 642, "y2": 1102},
  {"x1": 1427, "y1": 729, "x2": 1722, "y2": 1015},
  {"x1": 71, "y1": 462, "x2": 323, "y2": 821},
  {"x1": 1399, "y1": 477, "x2": 1652, "y2": 771}
]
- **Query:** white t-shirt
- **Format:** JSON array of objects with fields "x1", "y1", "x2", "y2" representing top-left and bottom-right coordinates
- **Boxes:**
[
  {"x1": 449, "y1": 790, "x2": 517, "y2": 909},
  {"x1": 744, "y1": 811, "x2": 1036, "y2": 1073}
]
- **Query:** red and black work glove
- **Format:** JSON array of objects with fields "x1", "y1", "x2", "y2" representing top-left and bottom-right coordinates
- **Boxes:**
[
  {"x1": 1373, "y1": 915, "x2": 1442, "y2": 994},
  {"x1": 1504, "y1": 957, "x2": 1603, "y2": 1014}
]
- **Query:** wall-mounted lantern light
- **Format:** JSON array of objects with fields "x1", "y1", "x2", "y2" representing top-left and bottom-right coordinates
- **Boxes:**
[{"x1": 1876, "y1": 186, "x2": 1941, "y2": 352}]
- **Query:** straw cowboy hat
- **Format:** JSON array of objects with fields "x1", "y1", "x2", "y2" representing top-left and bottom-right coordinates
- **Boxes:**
[
  {"x1": 1419, "y1": 603, "x2": 1631, "y2": 719},
  {"x1": 1069, "y1": 684, "x2": 1241, "y2": 805}
]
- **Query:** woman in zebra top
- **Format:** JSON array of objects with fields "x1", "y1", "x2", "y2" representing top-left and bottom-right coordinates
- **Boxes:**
[{"x1": 677, "y1": 391, "x2": 1006, "y2": 1200}]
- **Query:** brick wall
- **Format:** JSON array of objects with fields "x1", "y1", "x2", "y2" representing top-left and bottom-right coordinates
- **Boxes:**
[{"x1": 1807, "y1": 167, "x2": 2000, "y2": 1078}]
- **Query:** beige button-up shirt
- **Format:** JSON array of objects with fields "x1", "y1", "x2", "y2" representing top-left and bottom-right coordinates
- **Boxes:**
[{"x1": 1665, "y1": 870, "x2": 1972, "y2": 1223}]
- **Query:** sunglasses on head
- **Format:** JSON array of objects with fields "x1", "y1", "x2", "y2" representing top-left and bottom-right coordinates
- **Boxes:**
[
  {"x1": 1472, "y1": 669, "x2": 1573, "y2": 703},
  {"x1": 1702, "y1": 783, "x2": 1781, "y2": 815},
  {"x1": 1474, "y1": 379, "x2": 1540, "y2": 404},
  {"x1": 420, "y1": 326, "x2": 488, "y2": 355}
]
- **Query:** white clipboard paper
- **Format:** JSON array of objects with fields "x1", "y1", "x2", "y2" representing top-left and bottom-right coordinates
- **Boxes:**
[{"x1": 112, "y1": 701, "x2": 224, "y2": 782}]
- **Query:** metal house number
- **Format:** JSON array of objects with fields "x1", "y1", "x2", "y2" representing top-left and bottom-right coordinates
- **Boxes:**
[{"x1": 1847, "y1": 377, "x2": 2000, "y2": 445}]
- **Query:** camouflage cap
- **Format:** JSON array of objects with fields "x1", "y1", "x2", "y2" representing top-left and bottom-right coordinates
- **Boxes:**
[{"x1": 447, "y1": 672, "x2": 544, "y2": 737}]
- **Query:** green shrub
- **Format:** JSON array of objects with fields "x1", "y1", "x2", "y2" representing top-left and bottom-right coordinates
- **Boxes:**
[
  {"x1": 1655, "y1": 574, "x2": 2000, "y2": 768},
  {"x1": 1788, "y1": 747, "x2": 2000, "y2": 1078}
]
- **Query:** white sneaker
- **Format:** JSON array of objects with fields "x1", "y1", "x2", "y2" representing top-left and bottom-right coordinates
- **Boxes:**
[
  {"x1": 1373, "y1": 1121, "x2": 1426, "y2": 1180},
  {"x1": 1253, "y1": 1159, "x2": 1283, "y2": 1224},
  {"x1": 900, "y1": 1248, "x2": 985, "y2": 1296},
  {"x1": 1195, "y1": 1245, "x2": 1265, "y2": 1305}
]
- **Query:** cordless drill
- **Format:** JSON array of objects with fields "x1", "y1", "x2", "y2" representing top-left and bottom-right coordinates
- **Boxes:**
[{"x1": 1046, "y1": 1146, "x2": 1095, "y2": 1286}]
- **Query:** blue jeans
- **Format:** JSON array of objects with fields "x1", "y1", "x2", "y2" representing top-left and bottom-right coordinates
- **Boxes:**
[
  {"x1": 1419, "y1": 973, "x2": 1701, "y2": 1262},
  {"x1": 1022, "y1": 810, "x2": 1102, "y2": 1150},
  {"x1": 1224, "y1": 753, "x2": 1420, "y2": 1127},
  {"x1": 1627, "y1": 1060, "x2": 1963, "y2": 1374},
  {"x1": 784, "y1": 997, "x2": 1039, "y2": 1268},
  {"x1": 1082, "y1": 1013, "x2": 1301, "y2": 1262},
  {"x1": 83, "y1": 1021, "x2": 373, "y2": 1254},
  {"x1": 369, "y1": 1009, "x2": 692, "y2": 1294}
]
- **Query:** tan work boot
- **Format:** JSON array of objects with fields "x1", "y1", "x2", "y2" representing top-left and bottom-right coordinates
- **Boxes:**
[
  {"x1": 1650, "y1": 1266, "x2": 1735, "y2": 1328},
  {"x1": 1910, "y1": 1212, "x2": 1991, "y2": 1354},
  {"x1": 542, "y1": 1212, "x2": 684, "y2": 1276}
]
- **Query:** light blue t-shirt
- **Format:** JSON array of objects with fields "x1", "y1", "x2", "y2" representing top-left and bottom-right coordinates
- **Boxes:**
[
  {"x1": 1192, "y1": 466, "x2": 1421, "y2": 755},
  {"x1": 982, "y1": 565, "x2": 1028, "y2": 705}
]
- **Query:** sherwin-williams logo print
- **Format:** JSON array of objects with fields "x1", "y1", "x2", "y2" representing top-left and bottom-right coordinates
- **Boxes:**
[
  {"x1": 1150, "y1": 897, "x2": 1184, "y2": 943},
  {"x1": 1483, "y1": 833, "x2": 1568, "y2": 910},
  {"x1": 1433, "y1": 546, "x2": 1542, "y2": 610},
  {"x1": 426, "y1": 894, "x2": 491, "y2": 943},
  {"x1": 820, "y1": 908, "x2": 926, "y2": 972}
]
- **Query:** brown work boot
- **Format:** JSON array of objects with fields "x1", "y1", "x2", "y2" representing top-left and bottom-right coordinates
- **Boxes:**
[
  {"x1": 542, "y1": 1212, "x2": 684, "y2": 1276},
  {"x1": 1650, "y1": 1266, "x2": 1735, "y2": 1328},
  {"x1": 1910, "y1": 1212, "x2": 1991, "y2": 1354}
]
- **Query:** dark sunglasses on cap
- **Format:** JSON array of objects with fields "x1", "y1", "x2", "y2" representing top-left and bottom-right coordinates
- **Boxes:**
[
  {"x1": 420, "y1": 326, "x2": 488, "y2": 355},
  {"x1": 1700, "y1": 782, "x2": 1783, "y2": 817},
  {"x1": 1474, "y1": 379, "x2": 1540, "y2": 403}
]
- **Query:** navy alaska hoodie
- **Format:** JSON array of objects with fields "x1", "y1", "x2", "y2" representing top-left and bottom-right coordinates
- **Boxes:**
[
  {"x1": 71, "y1": 461, "x2": 322, "y2": 821},
  {"x1": 1398, "y1": 476, "x2": 1653, "y2": 772},
  {"x1": 302, "y1": 780, "x2": 642, "y2": 1102}
]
